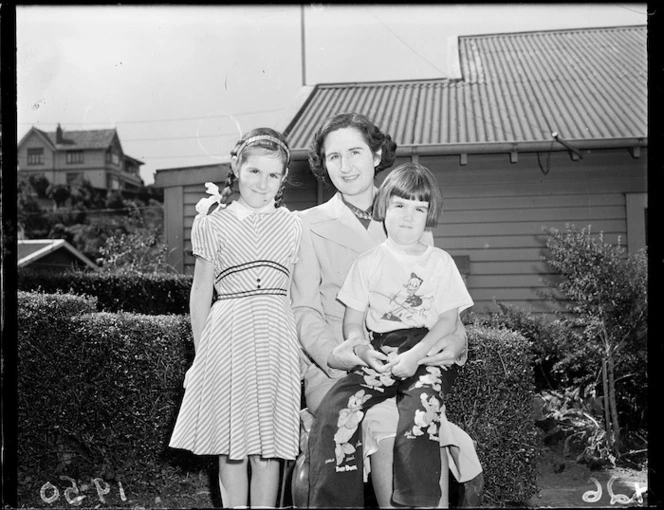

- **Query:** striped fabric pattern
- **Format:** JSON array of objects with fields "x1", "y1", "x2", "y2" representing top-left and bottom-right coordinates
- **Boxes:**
[{"x1": 169, "y1": 204, "x2": 302, "y2": 460}]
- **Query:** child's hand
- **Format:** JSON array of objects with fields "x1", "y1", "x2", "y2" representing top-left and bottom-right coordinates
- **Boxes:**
[
  {"x1": 354, "y1": 344, "x2": 388, "y2": 372},
  {"x1": 387, "y1": 352, "x2": 420, "y2": 379}
]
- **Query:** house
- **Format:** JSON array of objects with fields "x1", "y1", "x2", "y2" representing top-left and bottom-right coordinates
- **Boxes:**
[
  {"x1": 17, "y1": 124, "x2": 144, "y2": 193},
  {"x1": 155, "y1": 25, "x2": 647, "y2": 314},
  {"x1": 18, "y1": 239, "x2": 99, "y2": 272}
]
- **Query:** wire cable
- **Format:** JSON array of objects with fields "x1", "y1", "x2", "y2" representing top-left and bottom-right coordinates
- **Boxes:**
[{"x1": 18, "y1": 107, "x2": 286, "y2": 126}]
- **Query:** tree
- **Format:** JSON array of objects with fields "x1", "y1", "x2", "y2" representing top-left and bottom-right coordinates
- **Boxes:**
[
  {"x1": 105, "y1": 190, "x2": 125, "y2": 210},
  {"x1": 28, "y1": 174, "x2": 50, "y2": 198},
  {"x1": 46, "y1": 183, "x2": 71, "y2": 210},
  {"x1": 543, "y1": 225, "x2": 647, "y2": 454},
  {"x1": 69, "y1": 180, "x2": 104, "y2": 209},
  {"x1": 18, "y1": 178, "x2": 50, "y2": 238}
]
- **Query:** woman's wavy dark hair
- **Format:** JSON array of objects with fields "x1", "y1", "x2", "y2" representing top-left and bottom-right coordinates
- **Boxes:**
[{"x1": 307, "y1": 112, "x2": 397, "y2": 187}]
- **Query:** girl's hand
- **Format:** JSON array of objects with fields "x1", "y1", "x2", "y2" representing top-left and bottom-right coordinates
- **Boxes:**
[
  {"x1": 387, "y1": 352, "x2": 420, "y2": 379},
  {"x1": 354, "y1": 344, "x2": 388, "y2": 372}
]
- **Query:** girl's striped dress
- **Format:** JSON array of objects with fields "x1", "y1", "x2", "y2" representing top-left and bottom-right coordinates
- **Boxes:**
[{"x1": 169, "y1": 200, "x2": 302, "y2": 460}]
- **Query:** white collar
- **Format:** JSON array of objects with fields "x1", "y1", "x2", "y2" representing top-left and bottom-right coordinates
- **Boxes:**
[{"x1": 228, "y1": 199, "x2": 278, "y2": 220}]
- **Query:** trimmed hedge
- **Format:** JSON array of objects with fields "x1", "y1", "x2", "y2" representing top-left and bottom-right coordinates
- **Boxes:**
[
  {"x1": 17, "y1": 292, "x2": 538, "y2": 507},
  {"x1": 17, "y1": 268, "x2": 192, "y2": 314},
  {"x1": 17, "y1": 291, "x2": 198, "y2": 506},
  {"x1": 447, "y1": 325, "x2": 539, "y2": 505}
]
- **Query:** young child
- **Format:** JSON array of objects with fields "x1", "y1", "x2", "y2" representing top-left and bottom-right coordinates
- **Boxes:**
[
  {"x1": 307, "y1": 162, "x2": 473, "y2": 508},
  {"x1": 169, "y1": 128, "x2": 302, "y2": 508}
]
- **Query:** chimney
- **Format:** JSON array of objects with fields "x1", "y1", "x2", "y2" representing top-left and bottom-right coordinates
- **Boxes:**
[{"x1": 56, "y1": 124, "x2": 63, "y2": 143}]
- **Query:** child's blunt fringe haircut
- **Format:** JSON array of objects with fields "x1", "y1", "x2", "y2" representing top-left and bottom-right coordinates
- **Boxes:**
[{"x1": 373, "y1": 163, "x2": 443, "y2": 228}]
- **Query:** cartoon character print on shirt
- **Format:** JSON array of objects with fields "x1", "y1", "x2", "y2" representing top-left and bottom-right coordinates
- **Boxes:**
[{"x1": 382, "y1": 272, "x2": 433, "y2": 326}]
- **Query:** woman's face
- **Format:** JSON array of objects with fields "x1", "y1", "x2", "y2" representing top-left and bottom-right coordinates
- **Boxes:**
[
  {"x1": 322, "y1": 127, "x2": 381, "y2": 202},
  {"x1": 233, "y1": 151, "x2": 286, "y2": 211}
]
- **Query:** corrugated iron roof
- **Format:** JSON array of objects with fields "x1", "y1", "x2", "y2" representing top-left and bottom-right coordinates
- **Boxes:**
[{"x1": 284, "y1": 25, "x2": 646, "y2": 151}]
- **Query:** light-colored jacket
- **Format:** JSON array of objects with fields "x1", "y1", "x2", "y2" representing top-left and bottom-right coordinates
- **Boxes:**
[
  {"x1": 291, "y1": 192, "x2": 439, "y2": 412},
  {"x1": 291, "y1": 192, "x2": 481, "y2": 483}
]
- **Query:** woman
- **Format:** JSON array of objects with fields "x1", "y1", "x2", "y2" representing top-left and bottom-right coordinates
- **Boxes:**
[{"x1": 291, "y1": 112, "x2": 482, "y2": 507}]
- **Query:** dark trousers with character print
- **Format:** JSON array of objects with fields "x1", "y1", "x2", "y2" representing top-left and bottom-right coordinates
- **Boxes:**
[{"x1": 308, "y1": 327, "x2": 458, "y2": 508}]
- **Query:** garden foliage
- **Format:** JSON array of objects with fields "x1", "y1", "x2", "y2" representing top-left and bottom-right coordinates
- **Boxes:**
[
  {"x1": 466, "y1": 303, "x2": 581, "y2": 391},
  {"x1": 447, "y1": 325, "x2": 539, "y2": 505},
  {"x1": 542, "y1": 226, "x2": 647, "y2": 447},
  {"x1": 17, "y1": 268, "x2": 192, "y2": 315},
  {"x1": 17, "y1": 291, "x2": 197, "y2": 505},
  {"x1": 17, "y1": 292, "x2": 538, "y2": 507}
]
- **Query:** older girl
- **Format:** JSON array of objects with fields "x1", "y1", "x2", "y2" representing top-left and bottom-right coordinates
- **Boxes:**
[{"x1": 170, "y1": 128, "x2": 302, "y2": 508}]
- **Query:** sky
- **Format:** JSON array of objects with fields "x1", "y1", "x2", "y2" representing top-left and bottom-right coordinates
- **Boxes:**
[{"x1": 16, "y1": 3, "x2": 648, "y2": 185}]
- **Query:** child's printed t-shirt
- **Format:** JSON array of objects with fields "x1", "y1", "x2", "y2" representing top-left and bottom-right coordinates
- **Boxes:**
[{"x1": 337, "y1": 242, "x2": 473, "y2": 333}]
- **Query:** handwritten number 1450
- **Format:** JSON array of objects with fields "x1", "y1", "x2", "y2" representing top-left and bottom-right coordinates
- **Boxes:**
[{"x1": 40, "y1": 476, "x2": 127, "y2": 505}]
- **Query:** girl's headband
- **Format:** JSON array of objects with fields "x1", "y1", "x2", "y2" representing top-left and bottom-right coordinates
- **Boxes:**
[{"x1": 233, "y1": 135, "x2": 290, "y2": 161}]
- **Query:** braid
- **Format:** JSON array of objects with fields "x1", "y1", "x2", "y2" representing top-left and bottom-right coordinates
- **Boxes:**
[
  {"x1": 274, "y1": 183, "x2": 285, "y2": 208},
  {"x1": 220, "y1": 171, "x2": 235, "y2": 205}
]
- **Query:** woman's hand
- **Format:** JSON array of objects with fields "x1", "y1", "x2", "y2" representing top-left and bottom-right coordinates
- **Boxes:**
[
  {"x1": 328, "y1": 340, "x2": 364, "y2": 371},
  {"x1": 421, "y1": 320, "x2": 467, "y2": 367},
  {"x1": 354, "y1": 344, "x2": 388, "y2": 372}
]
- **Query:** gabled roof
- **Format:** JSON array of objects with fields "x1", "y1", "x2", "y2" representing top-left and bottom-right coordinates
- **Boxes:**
[
  {"x1": 284, "y1": 25, "x2": 646, "y2": 151},
  {"x1": 18, "y1": 239, "x2": 99, "y2": 270},
  {"x1": 18, "y1": 125, "x2": 145, "y2": 165},
  {"x1": 47, "y1": 128, "x2": 119, "y2": 150},
  {"x1": 21, "y1": 127, "x2": 57, "y2": 150},
  {"x1": 124, "y1": 154, "x2": 145, "y2": 166}
]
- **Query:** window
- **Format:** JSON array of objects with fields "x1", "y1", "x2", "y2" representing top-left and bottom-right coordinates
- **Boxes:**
[
  {"x1": 66, "y1": 150, "x2": 84, "y2": 164},
  {"x1": 27, "y1": 148, "x2": 44, "y2": 165},
  {"x1": 106, "y1": 150, "x2": 120, "y2": 165},
  {"x1": 107, "y1": 175, "x2": 120, "y2": 190}
]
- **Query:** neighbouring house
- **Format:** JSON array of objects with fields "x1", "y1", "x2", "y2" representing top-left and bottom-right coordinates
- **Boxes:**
[
  {"x1": 17, "y1": 124, "x2": 145, "y2": 194},
  {"x1": 155, "y1": 25, "x2": 647, "y2": 314},
  {"x1": 18, "y1": 239, "x2": 99, "y2": 273}
]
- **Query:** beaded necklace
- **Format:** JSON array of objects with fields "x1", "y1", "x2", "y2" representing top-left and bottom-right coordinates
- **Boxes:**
[{"x1": 341, "y1": 195, "x2": 374, "y2": 228}]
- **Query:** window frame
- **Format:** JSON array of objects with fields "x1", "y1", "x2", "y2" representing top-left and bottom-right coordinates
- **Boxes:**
[
  {"x1": 66, "y1": 150, "x2": 84, "y2": 164},
  {"x1": 27, "y1": 148, "x2": 44, "y2": 165}
]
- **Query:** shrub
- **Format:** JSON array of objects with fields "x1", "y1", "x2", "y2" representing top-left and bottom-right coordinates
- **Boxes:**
[
  {"x1": 96, "y1": 202, "x2": 170, "y2": 274},
  {"x1": 446, "y1": 325, "x2": 539, "y2": 506},
  {"x1": 18, "y1": 290, "x2": 98, "y2": 319},
  {"x1": 539, "y1": 386, "x2": 615, "y2": 467},
  {"x1": 466, "y1": 303, "x2": 582, "y2": 391},
  {"x1": 17, "y1": 268, "x2": 192, "y2": 315},
  {"x1": 542, "y1": 225, "x2": 647, "y2": 450},
  {"x1": 17, "y1": 293, "x2": 538, "y2": 507},
  {"x1": 17, "y1": 292, "x2": 199, "y2": 506}
]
